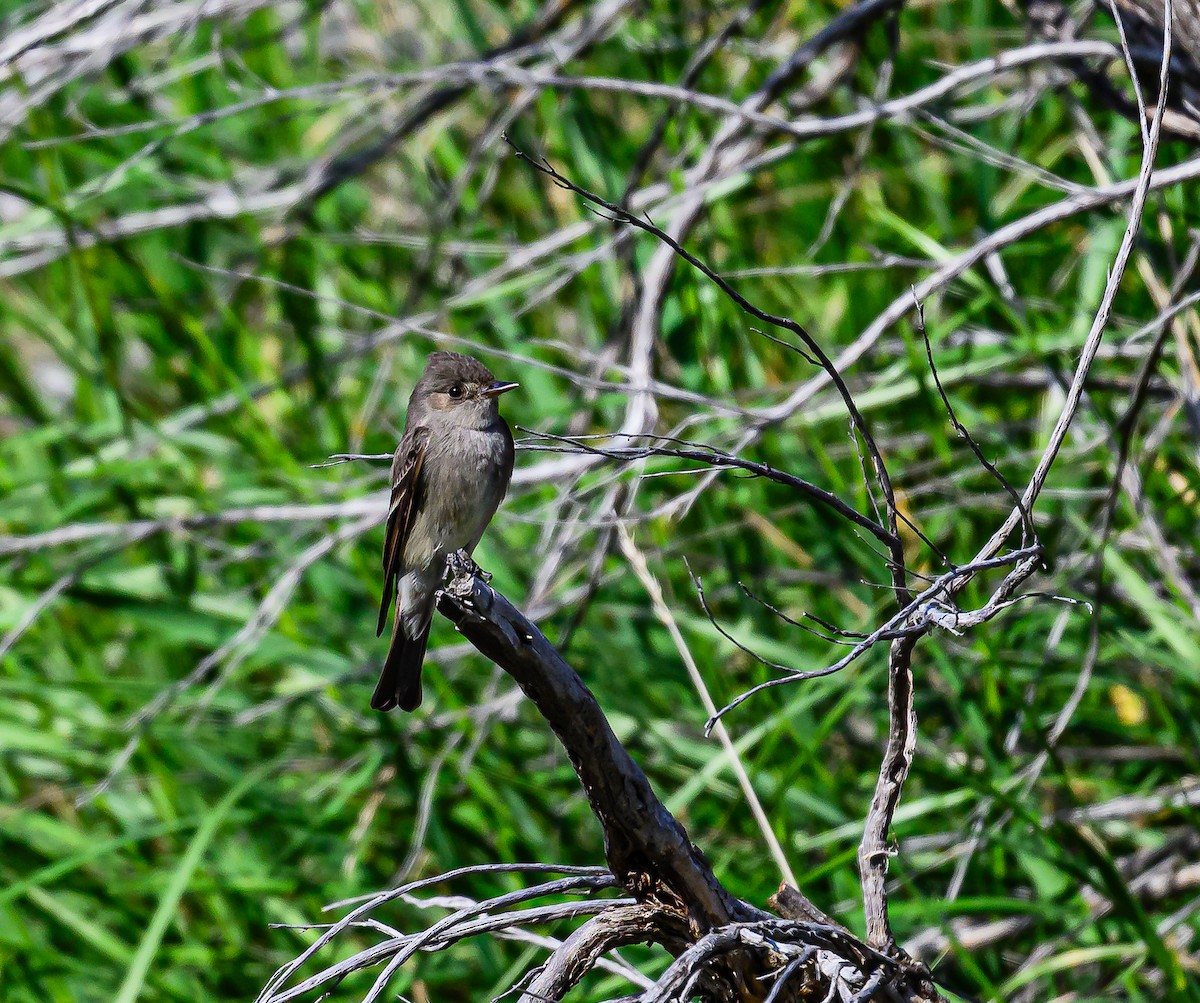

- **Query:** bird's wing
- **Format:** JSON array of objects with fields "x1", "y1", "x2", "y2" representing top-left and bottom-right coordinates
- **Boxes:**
[{"x1": 377, "y1": 426, "x2": 429, "y2": 636}]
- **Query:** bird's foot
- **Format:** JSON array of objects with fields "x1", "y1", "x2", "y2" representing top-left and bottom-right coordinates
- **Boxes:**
[{"x1": 446, "y1": 549, "x2": 489, "y2": 582}]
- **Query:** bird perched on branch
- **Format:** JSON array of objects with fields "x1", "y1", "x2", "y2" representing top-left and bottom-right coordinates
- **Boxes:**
[{"x1": 373, "y1": 351, "x2": 517, "y2": 711}]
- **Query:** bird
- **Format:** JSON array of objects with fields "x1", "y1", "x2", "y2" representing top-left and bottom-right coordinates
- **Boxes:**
[{"x1": 372, "y1": 351, "x2": 517, "y2": 711}]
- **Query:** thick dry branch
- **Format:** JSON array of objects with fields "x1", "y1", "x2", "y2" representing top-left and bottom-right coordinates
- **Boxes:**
[
  {"x1": 435, "y1": 572, "x2": 749, "y2": 934},
  {"x1": 430, "y1": 571, "x2": 944, "y2": 1003}
]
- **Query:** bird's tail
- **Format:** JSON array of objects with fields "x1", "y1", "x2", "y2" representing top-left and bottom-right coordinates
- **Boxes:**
[{"x1": 371, "y1": 619, "x2": 429, "y2": 712}]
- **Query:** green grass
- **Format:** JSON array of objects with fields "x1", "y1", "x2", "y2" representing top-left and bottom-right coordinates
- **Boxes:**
[{"x1": 1, "y1": 1, "x2": 1199, "y2": 1000}]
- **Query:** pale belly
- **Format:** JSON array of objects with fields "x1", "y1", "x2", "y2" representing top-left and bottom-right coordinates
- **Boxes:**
[{"x1": 400, "y1": 426, "x2": 509, "y2": 569}]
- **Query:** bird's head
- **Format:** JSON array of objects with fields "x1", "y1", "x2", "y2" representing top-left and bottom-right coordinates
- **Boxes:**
[{"x1": 412, "y1": 351, "x2": 518, "y2": 429}]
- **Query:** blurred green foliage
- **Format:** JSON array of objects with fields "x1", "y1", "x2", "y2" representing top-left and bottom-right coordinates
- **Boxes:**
[{"x1": 1, "y1": 1, "x2": 1199, "y2": 1001}]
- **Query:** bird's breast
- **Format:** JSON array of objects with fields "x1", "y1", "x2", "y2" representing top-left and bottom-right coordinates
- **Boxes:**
[{"x1": 402, "y1": 426, "x2": 511, "y2": 566}]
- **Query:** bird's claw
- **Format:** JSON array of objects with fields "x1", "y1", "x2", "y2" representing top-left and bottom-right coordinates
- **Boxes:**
[{"x1": 446, "y1": 549, "x2": 488, "y2": 582}]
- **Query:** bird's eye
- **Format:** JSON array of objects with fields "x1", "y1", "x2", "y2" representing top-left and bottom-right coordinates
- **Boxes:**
[{"x1": 448, "y1": 384, "x2": 462, "y2": 399}]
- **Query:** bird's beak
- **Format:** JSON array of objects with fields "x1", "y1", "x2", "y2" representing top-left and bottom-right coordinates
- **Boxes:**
[{"x1": 482, "y1": 381, "x2": 519, "y2": 397}]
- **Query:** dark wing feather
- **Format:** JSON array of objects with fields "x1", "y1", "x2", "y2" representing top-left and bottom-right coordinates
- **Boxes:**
[{"x1": 376, "y1": 427, "x2": 429, "y2": 636}]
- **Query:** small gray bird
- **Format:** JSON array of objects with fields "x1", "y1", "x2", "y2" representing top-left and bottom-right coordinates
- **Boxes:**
[{"x1": 373, "y1": 352, "x2": 516, "y2": 711}]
